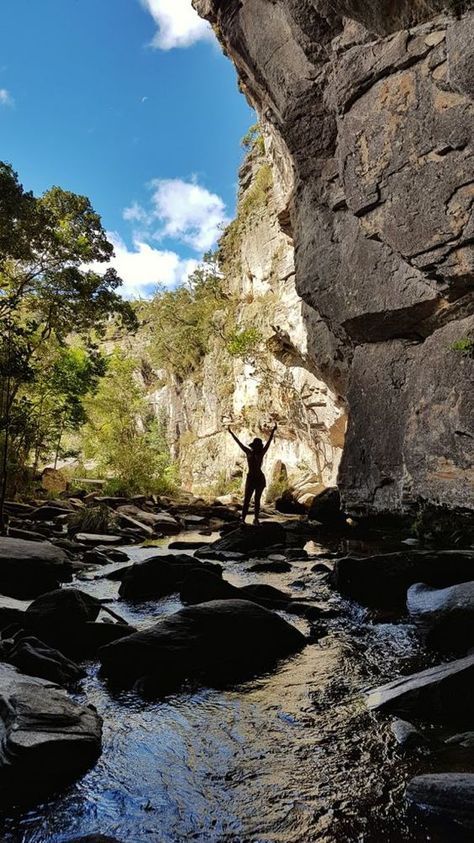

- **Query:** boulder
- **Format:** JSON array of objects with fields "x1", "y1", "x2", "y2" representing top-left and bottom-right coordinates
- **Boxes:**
[
  {"x1": 116, "y1": 505, "x2": 166, "y2": 530},
  {"x1": 180, "y1": 569, "x2": 291, "y2": 608},
  {"x1": 445, "y1": 732, "x2": 474, "y2": 749},
  {"x1": 0, "y1": 537, "x2": 72, "y2": 599},
  {"x1": 406, "y1": 774, "x2": 474, "y2": 830},
  {"x1": 248, "y1": 559, "x2": 292, "y2": 573},
  {"x1": 30, "y1": 504, "x2": 71, "y2": 521},
  {"x1": 0, "y1": 629, "x2": 84, "y2": 685},
  {"x1": 390, "y1": 718, "x2": 429, "y2": 751},
  {"x1": 275, "y1": 491, "x2": 306, "y2": 515},
  {"x1": 366, "y1": 654, "x2": 474, "y2": 722},
  {"x1": 143, "y1": 511, "x2": 180, "y2": 534},
  {"x1": 119, "y1": 554, "x2": 221, "y2": 600},
  {"x1": 333, "y1": 550, "x2": 474, "y2": 607},
  {"x1": 23, "y1": 589, "x2": 135, "y2": 657},
  {"x1": 407, "y1": 581, "x2": 474, "y2": 647},
  {"x1": 307, "y1": 488, "x2": 344, "y2": 525},
  {"x1": 0, "y1": 662, "x2": 102, "y2": 799},
  {"x1": 99, "y1": 599, "x2": 305, "y2": 691},
  {"x1": 206, "y1": 522, "x2": 287, "y2": 555}
]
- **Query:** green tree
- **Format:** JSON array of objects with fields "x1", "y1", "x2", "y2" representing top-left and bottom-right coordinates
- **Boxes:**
[
  {"x1": 0, "y1": 161, "x2": 137, "y2": 528},
  {"x1": 81, "y1": 351, "x2": 177, "y2": 495}
]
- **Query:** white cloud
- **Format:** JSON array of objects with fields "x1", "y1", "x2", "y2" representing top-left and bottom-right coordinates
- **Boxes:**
[
  {"x1": 140, "y1": 0, "x2": 213, "y2": 50},
  {"x1": 124, "y1": 178, "x2": 229, "y2": 253},
  {"x1": 91, "y1": 232, "x2": 199, "y2": 299},
  {"x1": 0, "y1": 89, "x2": 13, "y2": 106}
]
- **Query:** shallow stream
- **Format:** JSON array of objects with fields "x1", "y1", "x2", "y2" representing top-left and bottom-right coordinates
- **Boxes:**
[{"x1": 0, "y1": 532, "x2": 471, "y2": 842}]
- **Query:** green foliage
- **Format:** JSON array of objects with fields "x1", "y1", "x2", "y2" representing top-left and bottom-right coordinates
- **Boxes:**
[
  {"x1": 451, "y1": 337, "x2": 474, "y2": 358},
  {"x1": 81, "y1": 351, "x2": 178, "y2": 496},
  {"x1": 212, "y1": 471, "x2": 242, "y2": 498},
  {"x1": 139, "y1": 255, "x2": 226, "y2": 380},
  {"x1": 240, "y1": 123, "x2": 264, "y2": 154},
  {"x1": 0, "y1": 160, "x2": 137, "y2": 516},
  {"x1": 265, "y1": 476, "x2": 290, "y2": 504},
  {"x1": 226, "y1": 327, "x2": 262, "y2": 359}
]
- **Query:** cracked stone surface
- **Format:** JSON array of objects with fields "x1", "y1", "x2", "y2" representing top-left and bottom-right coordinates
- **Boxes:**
[{"x1": 194, "y1": 0, "x2": 474, "y2": 515}]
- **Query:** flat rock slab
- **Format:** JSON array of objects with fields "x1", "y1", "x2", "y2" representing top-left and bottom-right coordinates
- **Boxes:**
[
  {"x1": 0, "y1": 537, "x2": 72, "y2": 599},
  {"x1": 0, "y1": 662, "x2": 102, "y2": 799},
  {"x1": 366, "y1": 653, "x2": 474, "y2": 722},
  {"x1": 333, "y1": 550, "x2": 474, "y2": 607},
  {"x1": 406, "y1": 774, "x2": 474, "y2": 830},
  {"x1": 206, "y1": 522, "x2": 287, "y2": 554},
  {"x1": 99, "y1": 599, "x2": 305, "y2": 693},
  {"x1": 75, "y1": 534, "x2": 124, "y2": 545}
]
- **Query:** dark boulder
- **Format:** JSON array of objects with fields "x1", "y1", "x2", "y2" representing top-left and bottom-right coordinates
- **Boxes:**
[
  {"x1": 0, "y1": 663, "x2": 102, "y2": 801},
  {"x1": 407, "y1": 580, "x2": 474, "y2": 649},
  {"x1": 333, "y1": 550, "x2": 474, "y2": 608},
  {"x1": 275, "y1": 490, "x2": 306, "y2": 515},
  {"x1": 180, "y1": 569, "x2": 291, "y2": 609},
  {"x1": 307, "y1": 487, "x2": 344, "y2": 525},
  {"x1": 119, "y1": 554, "x2": 221, "y2": 600},
  {"x1": 366, "y1": 654, "x2": 474, "y2": 722},
  {"x1": 390, "y1": 718, "x2": 429, "y2": 751},
  {"x1": 0, "y1": 537, "x2": 72, "y2": 599},
  {"x1": 99, "y1": 599, "x2": 305, "y2": 692},
  {"x1": 205, "y1": 522, "x2": 287, "y2": 554},
  {"x1": 0, "y1": 628, "x2": 84, "y2": 685},
  {"x1": 406, "y1": 774, "x2": 474, "y2": 830},
  {"x1": 248, "y1": 559, "x2": 292, "y2": 573},
  {"x1": 24, "y1": 588, "x2": 135, "y2": 657}
]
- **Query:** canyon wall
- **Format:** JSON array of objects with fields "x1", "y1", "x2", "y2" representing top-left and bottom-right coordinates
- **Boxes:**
[
  {"x1": 151, "y1": 147, "x2": 345, "y2": 499},
  {"x1": 194, "y1": 0, "x2": 474, "y2": 516}
]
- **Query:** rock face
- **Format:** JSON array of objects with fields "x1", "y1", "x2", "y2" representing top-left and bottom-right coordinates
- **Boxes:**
[
  {"x1": 0, "y1": 662, "x2": 102, "y2": 799},
  {"x1": 99, "y1": 599, "x2": 305, "y2": 692},
  {"x1": 193, "y1": 0, "x2": 474, "y2": 518},
  {"x1": 0, "y1": 537, "x2": 72, "y2": 599}
]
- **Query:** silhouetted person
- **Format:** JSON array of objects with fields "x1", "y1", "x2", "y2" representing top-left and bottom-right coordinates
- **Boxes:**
[{"x1": 228, "y1": 424, "x2": 277, "y2": 525}]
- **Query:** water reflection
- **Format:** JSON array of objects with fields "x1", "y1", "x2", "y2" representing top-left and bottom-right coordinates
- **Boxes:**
[{"x1": 0, "y1": 534, "x2": 471, "y2": 841}]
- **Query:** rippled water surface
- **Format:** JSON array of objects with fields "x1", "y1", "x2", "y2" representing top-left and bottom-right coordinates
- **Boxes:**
[{"x1": 0, "y1": 533, "x2": 471, "y2": 842}]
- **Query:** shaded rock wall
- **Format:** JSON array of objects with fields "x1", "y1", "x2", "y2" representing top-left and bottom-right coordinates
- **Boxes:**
[{"x1": 194, "y1": 0, "x2": 474, "y2": 515}]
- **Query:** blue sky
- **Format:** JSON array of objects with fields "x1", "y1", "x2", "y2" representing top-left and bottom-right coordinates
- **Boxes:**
[{"x1": 0, "y1": 0, "x2": 254, "y2": 296}]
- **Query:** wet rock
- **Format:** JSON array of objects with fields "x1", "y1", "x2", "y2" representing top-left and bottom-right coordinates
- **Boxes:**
[
  {"x1": 333, "y1": 550, "x2": 474, "y2": 607},
  {"x1": 248, "y1": 559, "x2": 292, "y2": 573},
  {"x1": 407, "y1": 581, "x2": 474, "y2": 648},
  {"x1": 96, "y1": 546, "x2": 129, "y2": 562},
  {"x1": 406, "y1": 774, "x2": 474, "y2": 830},
  {"x1": 0, "y1": 537, "x2": 72, "y2": 599},
  {"x1": 0, "y1": 663, "x2": 102, "y2": 800},
  {"x1": 168, "y1": 540, "x2": 208, "y2": 551},
  {"x1": 0, "y1": 629, "x2": 84, "y2": 685},
  {"x1": 311, "y1": 563, "x2": 333, "y2": 575},
  {"x1": 66, "y1": 837, "x2": 126, "y2": 843},
  {"x1": 307, "y1": 488, "x2": 344, "y2": 525},
  {"x1": 75, "y1": 533, "x2": 123, "y2": 545},
  {"x1": 207, "y1": 522, "x2": 286, "y2": 554},
  {"x1": 142, "y1": 511, "x2": 180, "y2": 534},
  {"x1": 390, "y1": 718, "x2": 429, "y2": 751},
  {"x1": 116, "y1": 505, "x2": 166, "y2": 530},
  {"x1": 24, "y1": 589, "x2": 134, "y2": 657},
  {"x1": 7, "y1": 527, "x2": 46, "y2": 543},
  {"x1": 284, "y1": 547, "x2": 309, "y2": 561},
  {"x1": 119, "y1": 554, "x2": 221, "y2": 600},
  {"x1": 99, "y1": 599, "x2": 305, "y2": 691},
  {"x1": 285, "y1": 602, "x2": 336, "y2": 621},
  {"x1": 83, "y1": 549, "x2": 112, "y2": 566},
  {"x1": 180, "y1": 569, "x2": 291, "y2": 609},
  {"x1": 115, "y1": 513, "x2": 153, "y2": 536},
  {"x1": 193, "y1": 548, "x2": 245, "y2": 562},
  {"x1": 445, "y1": 731, "x2": 474, "y2": 749},
  {"x1": 367, "y1": 654, "x2": 474, "y2": 722}
]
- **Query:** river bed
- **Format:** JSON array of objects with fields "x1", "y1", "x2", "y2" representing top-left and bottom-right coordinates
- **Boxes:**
[{"x1": 0, "y1": 532, "x2": 471, "y2": 842}]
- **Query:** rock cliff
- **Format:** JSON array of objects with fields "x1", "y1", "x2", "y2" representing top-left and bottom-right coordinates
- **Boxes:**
[
  {"x1": 193, "y1": 0, "x2": 474, "y2": 517},
  {"x1": 151, "y1": 146, "x2": 345, "y2": 499}
]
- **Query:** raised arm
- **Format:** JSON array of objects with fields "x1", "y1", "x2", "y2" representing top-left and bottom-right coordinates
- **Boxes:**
[
  {"x1": 228, "y1": 426, "x2": 251, "y2": 454},
  {"x1": 263, "y1": 424, "x2": 277, "y2": 454}
]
